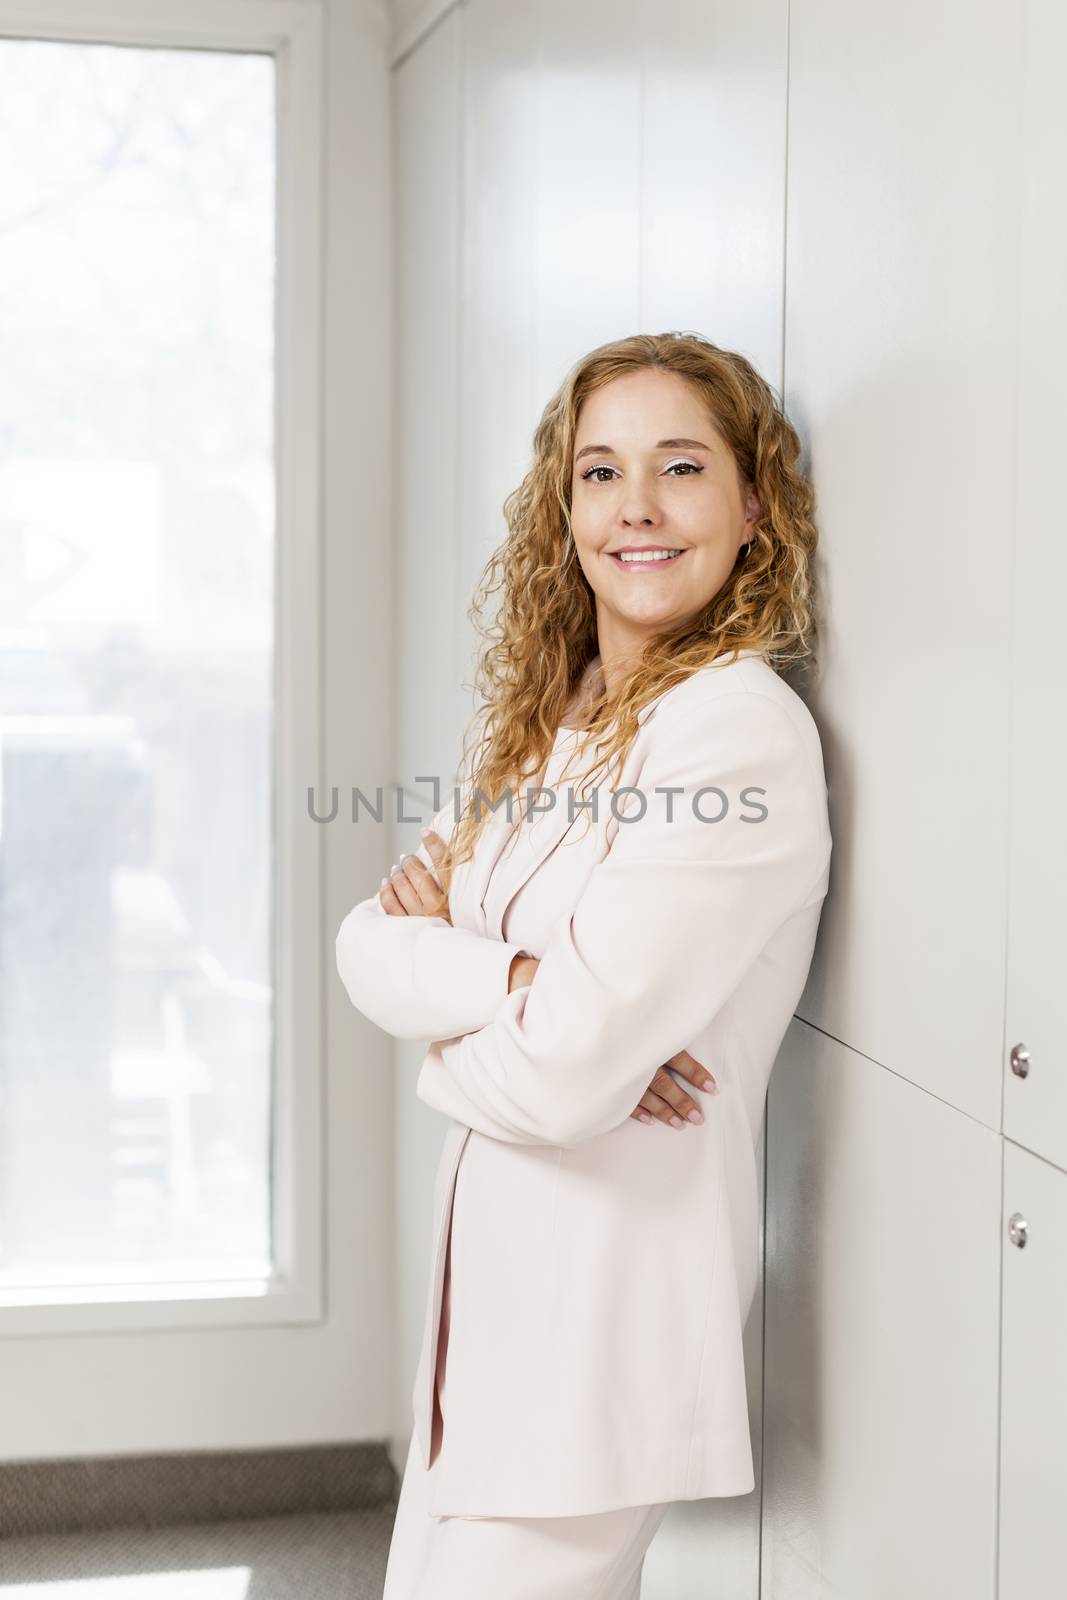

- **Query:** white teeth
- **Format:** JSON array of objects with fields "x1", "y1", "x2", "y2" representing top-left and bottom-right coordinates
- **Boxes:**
[{"x1": 614, "y1": 549, "x2": 683, "y2": 563}]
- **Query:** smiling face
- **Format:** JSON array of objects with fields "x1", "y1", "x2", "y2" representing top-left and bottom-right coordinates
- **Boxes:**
[{"x1": 569, "y1": 367, "x2": 762, "y2": 681}]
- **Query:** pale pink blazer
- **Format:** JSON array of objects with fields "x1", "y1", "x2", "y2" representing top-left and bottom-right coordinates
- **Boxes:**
[{"x1": 335, "y1": 649, "x2": 832, "y2": 1518}]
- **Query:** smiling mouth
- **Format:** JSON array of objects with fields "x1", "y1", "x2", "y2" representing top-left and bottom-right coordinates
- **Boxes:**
[{"x1": 606, "y1": 548, "x2": 687, "y2": 569}]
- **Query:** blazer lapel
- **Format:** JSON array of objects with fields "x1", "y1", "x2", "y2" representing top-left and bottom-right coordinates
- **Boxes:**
[
  {"x1": 452, "y1": 800, "x2": 521, "y2": 938},
  {"x1": 481, "y1": 777, "x2": 588, "y2": 941},
  {"x1": 480, "y1": 689, "x2": 669, "y2": 943},
  {"x1": 457, "y1": 649, "x2": 767, "y2": 942}
]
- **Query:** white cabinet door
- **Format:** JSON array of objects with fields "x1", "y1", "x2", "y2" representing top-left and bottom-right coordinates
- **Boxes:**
[
  {"x1": 762, "y1": 1024, "x2": 1001, "y2": 1600},
  {"x1": 999, "y1": 1141, "x2": 1067, "y2": 1600},
  {"x1": 787, "y1": 0, "x2": 1022, "y2": 1131},
  {"x1": 1003, "y1": 0, "x2": 1067, "y2": 1176}
]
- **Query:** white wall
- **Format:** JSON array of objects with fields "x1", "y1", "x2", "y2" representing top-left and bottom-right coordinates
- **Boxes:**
[
  {"x1": 762, "y1": 1, "x2": 1067, "y2": 1596},
  {"x1": 762, "y1": 0, "x2": 1020, "y2": 1590},
  {"x1": 389, "y1": 2, "x2": 1067, "y2": 1598}
]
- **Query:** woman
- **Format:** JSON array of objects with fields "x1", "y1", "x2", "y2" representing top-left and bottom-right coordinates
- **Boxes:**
[{"x1": 336, "y1": 332, "x2": 832, "y2": 1598}]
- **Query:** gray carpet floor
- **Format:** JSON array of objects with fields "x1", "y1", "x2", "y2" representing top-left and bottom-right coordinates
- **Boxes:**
[{"x1": 0, "y1": 1504, "x2": 400, "y2": 1597}]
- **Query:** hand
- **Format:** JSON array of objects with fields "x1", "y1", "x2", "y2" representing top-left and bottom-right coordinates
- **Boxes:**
[
  {"x1": 379, "y1": 829, "x2": 452, "y2": 923},
  {"x1": 630, "y1": 1048, "x2": 718, "y2": 1130}
]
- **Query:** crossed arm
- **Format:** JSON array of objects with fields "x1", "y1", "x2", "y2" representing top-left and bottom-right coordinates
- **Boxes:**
[
  {"x1": 412, "y1": 691, "x2": 827, "y2": 1148},
  {"x1": 336, "y1": 689, "x2": 828, "y2": 1151}
]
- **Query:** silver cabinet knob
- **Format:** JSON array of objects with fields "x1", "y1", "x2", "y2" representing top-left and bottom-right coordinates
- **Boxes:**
[
  {"x1": 1009, "y1": 1043, "x2": 1030, "y2": 1078},
  {"x1": 1007, "y1": 1212, "x2": 1028, "y2": 1248}
]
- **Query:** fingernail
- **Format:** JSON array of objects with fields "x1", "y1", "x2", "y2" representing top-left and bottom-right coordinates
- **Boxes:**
[
  {"x1": 703, "y1": 1078, "x2": 718, "y2": 1093},
  {"x1": 380, "y1": 877, "x2": 389, "y2": 888},
  {"x1": 420, "y1": 827, "x2": 432, "y2": 838},
  {"x1": 638, "y1": 1112, "x2": 652, "y2": 1124},
  {"x1": 687, "y1": 1109, "x2": 703, "y2": 1124},
  {"x1": 670, "y1": 1115, "x2": 685, "y2": 1128}
]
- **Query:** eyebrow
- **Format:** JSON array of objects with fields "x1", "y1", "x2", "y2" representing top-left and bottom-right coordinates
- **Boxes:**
[{"x1": 574, "y1": 437, "x2": 713, "y2": 464}]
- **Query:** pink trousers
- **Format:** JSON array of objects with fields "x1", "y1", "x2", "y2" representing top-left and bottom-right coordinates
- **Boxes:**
[{"x1": 382, "y1": 1210, "x2": 670, "y2": 1599}]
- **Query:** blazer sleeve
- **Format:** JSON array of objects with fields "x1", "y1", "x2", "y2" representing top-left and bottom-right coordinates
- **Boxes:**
[
  {"x1": 335, "y1": 799, "x2": 531, "y2": 1041},
  {"x1": 415, "y1": 688, "x2": 830, "y2": 1147}
]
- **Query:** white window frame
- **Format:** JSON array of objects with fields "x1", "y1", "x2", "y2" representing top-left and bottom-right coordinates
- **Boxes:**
[{"x1": 0, "y1": 0, "x2": 325, "y2": 1336}]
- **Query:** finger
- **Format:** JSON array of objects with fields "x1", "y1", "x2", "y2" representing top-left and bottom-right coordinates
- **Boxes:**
[
  {"x1": 634, "y1": 1088, "x2": 690, "y2": 1130},
  {"x1": 665, "y1": 1048, "x2": 718, "y2": 1094},
  {"x1": 647, "y1": 1068, "x2": 704, "y2": 1125},
  {"x1": 630, "y1": 1106, "x2": 654, "y2": 1125},
  {"x1": 386, "y1": 860, "x2": 422, "y2": 914},
  {"x1": 421, "y1": 828, "x2": 450, "y2": 869},
  {"x1": 397, "y1": 853, "x2": 447, "y2": 916},
  {"x1": 378, "y1": 878, "x2": 407, "y2": 916},
  {"x1": 420, "y1": 830, "x2": 454, "y2": 895}
]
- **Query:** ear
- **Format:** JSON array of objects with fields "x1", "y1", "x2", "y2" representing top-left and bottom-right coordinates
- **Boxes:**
[{"x1": 743, "y1": 488, "x2": 763, "y2": 529}]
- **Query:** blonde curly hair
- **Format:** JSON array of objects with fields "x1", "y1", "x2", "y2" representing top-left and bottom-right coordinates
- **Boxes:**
[{"x1": 442, "y1": 330, "x2": 820, "y2": 880}]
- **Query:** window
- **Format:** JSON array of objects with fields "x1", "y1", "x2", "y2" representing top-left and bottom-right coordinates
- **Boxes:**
[{"x1": 0, "y1": 10, "x2": 323, "y2": 1329}]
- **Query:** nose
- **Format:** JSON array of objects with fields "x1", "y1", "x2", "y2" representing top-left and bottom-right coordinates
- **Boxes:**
[{"x1": 618, "y1": 483, "x2": 662, "y2": 526}]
